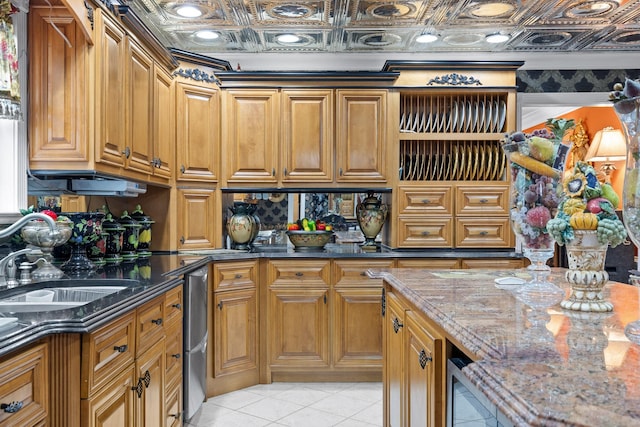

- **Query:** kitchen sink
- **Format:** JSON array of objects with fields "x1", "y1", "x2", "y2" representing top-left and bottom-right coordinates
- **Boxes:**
[{"x1": 0, "y1": 285, "x2": 129, "y2": 312}]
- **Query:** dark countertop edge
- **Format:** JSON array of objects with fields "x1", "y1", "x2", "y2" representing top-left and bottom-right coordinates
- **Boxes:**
[{"x1": 0, "y1": 277, "x2": 183, "y2": 358}]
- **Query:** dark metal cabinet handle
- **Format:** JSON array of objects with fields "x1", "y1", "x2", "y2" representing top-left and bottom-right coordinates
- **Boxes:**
[
  {"x1": 479, "y1": 198, "x2": 488, "y2": 204},
  {"x1": 180, "y1": 236, "x2": 185, "y2": 244},
  {"x1": 419, "y1": 349, "x2": 432, "y2": 369},
  {"x1": 180, "y1": 165, "x2": 186, "y2": 174},
  {"x1": 172, "y1": 353, "x2": 181, "y2": 359},
  {"x1": 1, "y1": 401, "x2": 23, "y2": 413},
  {"x1": 360, "y1": 271, "x2": 367, "y2": 276},
  {"x1": 339, "y1": 167, "x2": 343, "y2": 176},
  {"x1": 324, "y1": 293, "x2": 327, "y2": 304},
  {"x1": 421, "y1": 199, "x2": 431, "y2": 204},
  {"x1": 151, "y1": 318, "x2": 163, "y2": 326},
  {"x1": 132, "y1": 378, "x2": 144, "y2": 398},
  {"x1": 283, "y1": 167, "x2": 288, "y2": 176},
  {"x1": 122, "y1": 147, "x2": 131, "y2": 158},
  {"x1": 295, "y1": 272, "x2": 303, "y2": 277},
  {"x1": 142, "y1": 370, "x2": 151, "y2": 388},
  {"x1": 234, "y1": 274, "x2": 242, "y2": 279},
  {"x1": 393, "y1": 317, "x2": 403, "y2": 333},
  {"x1": 272, "y1": 168, "x2": 276, "y2": 176},
  {"x1": 479, "y1": 231, "x2": 488, "y2": 236},
  {"x1": 114, "y1": 344, "x2": 128, "y2": 353},
  {"x1": 170, "y1": 412, "x2": 182, "y2": 419},
  {"x1": 381, "y1": 288, "x2": 386, "y2": 317},
  {"x1": 218, "y1": 301, "x2": 223, "y2": 310},
  {"x1": 421, "y1": 231, "x2": 430, "y2": 236},
  {"x1": 171, "y1": 303, "x2": 182, "y2": 310}
]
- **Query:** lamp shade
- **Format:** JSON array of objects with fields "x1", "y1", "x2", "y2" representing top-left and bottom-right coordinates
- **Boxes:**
[{"x1": 584, "y1": 127, "x2": 627, "y2": 162}]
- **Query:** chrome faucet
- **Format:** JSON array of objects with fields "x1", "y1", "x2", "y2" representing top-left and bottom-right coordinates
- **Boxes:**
[{"x1": 0, "y1": 213, "x2": 59, "y2": 287}]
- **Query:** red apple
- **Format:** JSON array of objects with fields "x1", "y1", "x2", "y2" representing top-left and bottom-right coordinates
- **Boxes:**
[{"x1": 586, "y1": 197, "x2": 611, "y2": 214}]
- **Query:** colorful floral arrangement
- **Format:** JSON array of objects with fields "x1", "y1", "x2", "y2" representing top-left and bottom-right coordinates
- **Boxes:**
[
  {"x1": 501, "y1": 119, "x2": 575, "y2": 248},
  {"x1": 547, "y1": 161, "x2": 627, "y2": 247}
]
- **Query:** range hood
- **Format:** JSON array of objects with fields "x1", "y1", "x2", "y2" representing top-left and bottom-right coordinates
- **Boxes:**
[{"x1": 28, "y1": 174, "x2": 147, "y2": 197}]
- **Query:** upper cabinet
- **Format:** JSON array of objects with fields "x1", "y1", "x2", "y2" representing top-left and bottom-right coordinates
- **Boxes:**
[
  {"x1": 29, "y1": 6, "x2": 178, "y2": 184},
  {"x1": 336, "y1": 90, "x2": 388, "y2": 184},
  {"x1": 220, "y1": 84, "x2": 389, "y2": 188}
]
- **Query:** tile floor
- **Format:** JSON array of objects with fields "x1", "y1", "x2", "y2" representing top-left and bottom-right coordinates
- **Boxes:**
[{"x1": 185, "y1": 382, "x2": 383, "y2": 427}]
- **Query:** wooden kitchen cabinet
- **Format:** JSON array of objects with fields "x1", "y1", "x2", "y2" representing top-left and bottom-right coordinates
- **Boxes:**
[
  {"x1": 208, "y1": 261, "x2": 259, "y2": 396},
  {"x1": 281, "y1": 89, "x2": 334, "y2": 184},
  {"x1": 0, "y1": 343, "x2": 49, "y2": 427},
  {"x1": 177, "y1": 188, "x2": 217, "y2": 250},
  {"x1": 336, "y1": 90, "x2": 388, "y2": 183},
  {"x1": 81, "y1": 287, "x2": 182, "y2": 427},
  {"x1": 152, "y1": 66, "x2": 175, "y2": 180},
  {"x1": 223, "y1": 89, "x2": 280, "y2": 185},
  {"x1": 332, "y1": 259, "x2": 392, "y2": 372},
  {"x1": 175, "y1": 82, "x2": 220, "y2": 182},
  {"x1": 95, "y1": 9, "x2": 127, "y2": 171},
  {"x1": 383, "y1": 287, "x2": 443, "y2": 427},
  {"x1": 266, "y1": 260, "x2": 331, "y2": 376}
]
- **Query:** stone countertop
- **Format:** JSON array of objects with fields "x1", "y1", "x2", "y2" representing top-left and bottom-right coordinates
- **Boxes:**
[{"x1": 375, "y1": 268, "x2": 640, "y2": 427}]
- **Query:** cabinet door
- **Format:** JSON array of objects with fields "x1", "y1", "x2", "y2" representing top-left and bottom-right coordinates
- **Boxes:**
[
  {"x1": 125, "y1": 39, "x2": 154, "y2": 175},
  {"x1": 223, "y1": 89, "x2": 279, "y2": 184},
  {"x1": 336, "y1": 90, "x2": 387, "y2": 183},
  {"x1": 153, "y1": 66, "x2": 175, "y2": 179},
  {"x1": 333, "y1": 288, "x2": 383, "y2": 369},
  {"x1": 81, "y1": 364, "x2": 136, "y2": 427},
  {"x1": 95, "y1": 11, "x2": 126, "y2": 168},
  {"x1": 281, "y1": 90, "x2": 333, "y2": 183},
  {"x1": 165, "y1": 380, "x2": 182, "y2": 427},
  {"x1": 384, "y1": 291, "x2": 405, "y2": 427},
  {"x1": 0, "y1": 343, "x2": 48, "y2": 426},
  {"x1": 213, "y1": 288, "x2": 258, "y2": 377},
  {"x1": 29, "y1": 7, "x2": 89, "y2": 168},
  {"x1": 176, "y1": 82, "x2": 220, "y2": 182},
  {"x1": 405, "y1": 311, "x2": 439, "y2": 427},
  {"x1": 268, "y1": 288, "x2": 329, "y2": 368},
  {"x1": 135, "y1": 339, "x2": 165, "y2": 427},
  {"x1": 177, "y1": 188, "x2": 216, "y2": 249}
]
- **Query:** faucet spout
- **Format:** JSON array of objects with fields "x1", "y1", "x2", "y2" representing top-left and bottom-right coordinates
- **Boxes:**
[{"x1": 0, "y1": 213, "x2": 58, "y2": 240}]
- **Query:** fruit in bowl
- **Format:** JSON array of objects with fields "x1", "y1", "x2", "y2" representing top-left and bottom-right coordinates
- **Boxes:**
[{"x1": 285, "y1": 230, "x2": 333, "y2": 251}]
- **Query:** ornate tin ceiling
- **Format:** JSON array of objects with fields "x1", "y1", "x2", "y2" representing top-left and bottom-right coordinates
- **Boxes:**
[{"x1": 126, "y1": 0, "x2": 640, "y2": 55}]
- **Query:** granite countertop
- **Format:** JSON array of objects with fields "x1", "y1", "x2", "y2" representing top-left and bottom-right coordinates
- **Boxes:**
[{"x1": 375, "y1": 268, "x2": 640, "y2": 427}]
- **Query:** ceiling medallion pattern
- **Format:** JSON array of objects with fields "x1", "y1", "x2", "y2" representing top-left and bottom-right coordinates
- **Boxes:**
[
  {"x1": 427, "y1": 73, "x2": 482, "y2": 86},
  {"x1": 126, "y1": 0, "x2": 640, "y2": 53}
]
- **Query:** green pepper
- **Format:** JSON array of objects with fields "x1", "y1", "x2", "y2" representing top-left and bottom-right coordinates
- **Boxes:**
[{"x1": 308, "y1": 220, "x2": 316, "y2": 231}]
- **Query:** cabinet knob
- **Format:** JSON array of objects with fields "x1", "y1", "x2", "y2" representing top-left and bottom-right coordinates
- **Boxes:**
[
  {"x1": 421, "y1": 231, "x2": 430, "y2": 236},
  {"x1": 170, "y1": 412, "x2": 182, "y2": 420},
  {"x1": 172, "y1": 303, "x2": 182, "y2": 310},
  {"x1": 114, "y1": 344, "x2": 128, "y2": 353},
  {"x1": 272, "y1": 168, "x2": 276, "y2": 176},
  {"x1": 218, "y1": 301, "x2": 223, "y2": 310},
  {"x1": 151, "y1": 318, "x2": 163, "y2": 326},
  {"x1": 180, "y1": 165, "x2": 186, "y2": 174},
  {"x1": 180, "y1": 236, "x2": 185, "y2": 244},
  {"x1": 479, "y1": 198, "x2": 488, "y2": 204},
  {"x1": 419, "y1": 349, "x2": 432, "y2": 369},
  {"x1": 283, "y1": 167, "x2": 288, "y2": 176},
  {"x1": 122, "y1": 147, "x2": 131, "y2": 158},
  {"x1": 421, "y1": 199, "x2": 431, "y2": 204},
  {"x1": 295, "y1": 272, "x2": 304, "y2": 277},
  {"x1": 1, "y1": 401, "x2": 23, "y2": 413},
  {"x1": 172, "y1": 353, "x2": 181, "y2": 359},
  {"x1": 339, "y1": 167, "x2": 343, "y2": 176},
  {"x1": 234, "y1": 274, "x2": 242, "y2": 279},
  {"x1": 479, "y1": 231, "x2": 488, "y2": 236}
]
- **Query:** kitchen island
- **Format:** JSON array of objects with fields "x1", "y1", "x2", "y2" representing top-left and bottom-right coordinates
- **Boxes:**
[{"x1": 376, "y1": 268, "x2": 640, "y2": 427}]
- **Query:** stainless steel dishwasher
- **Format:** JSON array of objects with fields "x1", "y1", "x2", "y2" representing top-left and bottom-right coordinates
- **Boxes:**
[{"x1": 183, "y1": 266, "x2": 208, "y2": 421}]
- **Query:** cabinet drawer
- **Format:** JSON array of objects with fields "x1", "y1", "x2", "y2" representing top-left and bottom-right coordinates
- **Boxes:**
[
  {"x1": 333, "y1": 259, "x2": 394, "y2": 288},
  {"x1": 460, "y1": 258, "x2": 525, "y2": 269},
  {"x1": 81, "y1": 312, "x2": 135, "y2": 398},
  {"x1": 136, "y1": 295, "x2": 165, "y2": 356},
  {"x1": 397, "y1": 217, "x2": 453, "y2": 248},
  {"x1": 213, "y1": 260, "x2": 258, "y2": 292},
  {"x1": 398, "y1": 186, "x2": 453, "y2": 215},
  {"x1": 0, "y1": 343, "x2": 48, "y2": 426},
  {"x1": 268, "y1": 260, "x2": 331, "y2": 287},
  {"x1": 165, "y1": 380, "x2": 182, "y2": 427},
  {"x1": 396, "y1": 258, "x2": 460, "y2": 269},
  {"x1": 164, "y1": 285, "x2": 183, "y2": 328},
  {"x1": 165, "y1": 323, "x2": 182, "y2": 389},
  {"x1": 455, "y1": 185, "x2": 509, "y2": 216},
  {"x1": 455, "y1": 218, "x2": 512, "y2": 248}
]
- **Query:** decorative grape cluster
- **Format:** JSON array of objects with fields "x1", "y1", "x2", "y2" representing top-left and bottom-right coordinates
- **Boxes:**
[{"x1": 547, "y1": 162, "x2": 627, "y2": 247}]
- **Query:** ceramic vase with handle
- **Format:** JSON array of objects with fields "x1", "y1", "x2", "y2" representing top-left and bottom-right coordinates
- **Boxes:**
[
  {"x1": 227, "y1": 202, "x2": 258, "y2": 250},
  {"x1": 356, "y1": 191, "x2": 388, "y2": 248}
]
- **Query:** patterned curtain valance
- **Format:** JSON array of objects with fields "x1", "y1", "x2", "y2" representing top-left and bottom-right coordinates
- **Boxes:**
[{"x1": 0, "y1": 1, "x2": 20, "y2": 120}]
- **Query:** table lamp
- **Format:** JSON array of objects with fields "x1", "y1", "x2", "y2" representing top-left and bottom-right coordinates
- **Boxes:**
[{"x1": 584, "y1": 126, "x2": 627, "y2": 183}]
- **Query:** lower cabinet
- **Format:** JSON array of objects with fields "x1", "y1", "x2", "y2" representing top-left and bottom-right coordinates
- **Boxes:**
[
  {"x1": 208, "y1": 260, "x2": 259, "y2": 396},
  {"x1": 266, "y1": 259, "x2": 387, "y2": 381},
  {"x1": 384, "y1": 287, "x2": 443, "y2": 427},
  {"x1": 81, "y1": 286, "x2": 183, "y2": 427},
  {"x1": 0, "y1": 343, "x2": 49, "y2": 426}
]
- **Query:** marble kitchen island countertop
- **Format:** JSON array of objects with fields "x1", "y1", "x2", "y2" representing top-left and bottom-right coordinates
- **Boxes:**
[{"x1": 374, "y1": 268, "x2": 640, "y2": 427}]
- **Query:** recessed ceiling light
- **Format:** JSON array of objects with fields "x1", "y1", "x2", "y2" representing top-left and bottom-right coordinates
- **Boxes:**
[
  {"x1": 276, "y1": 34, "x2": 301, "y2": 43},
  {"x1": 176, "y1": 5, "x2": 202, "y2": 18},
  {"x1": 486, "y1": 33, "x2": 510, "y2": 44},
  {"x1": 195, "y1": 30, "x2": 219, "y2": 40},
  {"x1": 416, "y1": 33, "x2": 438, "y2": 43}
]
